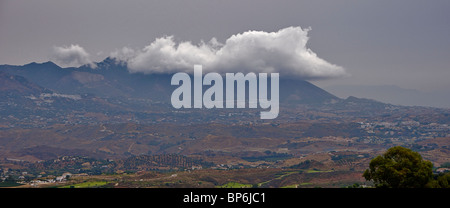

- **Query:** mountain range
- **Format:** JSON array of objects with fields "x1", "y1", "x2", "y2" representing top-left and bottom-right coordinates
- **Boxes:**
[
  {"x1": 0, "y1": 57, "x2": 409, "y2": 128},
  {"x1": 0, "y1": 57, "x2": 341, "y2": 105}
]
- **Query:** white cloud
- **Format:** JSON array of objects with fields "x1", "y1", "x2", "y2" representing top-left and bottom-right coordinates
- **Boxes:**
[
  {"x1": 110, "y1": 46, "x2": 136, "y2": 62},
  {"x1": 51, "y1": 44, "x2": 95, "y2": 68},
  {"x1": 125, "y1": 27, "x2": 347, "y2": 80},
  {"x1": 127, "y1": 37, "x2": 217, "y2": 74}
]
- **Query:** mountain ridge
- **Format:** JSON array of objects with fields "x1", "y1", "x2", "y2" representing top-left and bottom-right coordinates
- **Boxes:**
[{"x1": 0, "y1": 57, "x2": 341, "y2": 105}]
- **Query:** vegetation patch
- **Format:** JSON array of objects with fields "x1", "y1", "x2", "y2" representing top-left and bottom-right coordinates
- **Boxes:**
[
  {"x1": 217, "y1": 182, "x2": 252, "y2": 188},
  {"x1": 60, "y1": 180, "x2": 109, "y2": 188},
  {"x1": 0, "y1": 180, "x2": 23, "y2": 187},
  {"x1": 306, "y1": 169, "x2": 334, "y2": 173}
]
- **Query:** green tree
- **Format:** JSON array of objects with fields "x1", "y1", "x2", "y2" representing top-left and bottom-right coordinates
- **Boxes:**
[
  {"x1": 363, "y1": 146, "x2": 433, "y2": 188},
  {"x1": 426, "y1": 172, "x2": 450, "y2": 188}
]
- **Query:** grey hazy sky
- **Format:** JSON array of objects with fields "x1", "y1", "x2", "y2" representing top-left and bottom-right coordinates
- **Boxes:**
[{"x1": 1, "y1": 0, "x2": 450, "y2": 106}]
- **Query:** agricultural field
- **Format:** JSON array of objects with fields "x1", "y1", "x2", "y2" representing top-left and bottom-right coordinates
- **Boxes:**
[
  {"x1": 60, "y1": 181, "x2": 110, "y2": 188},
  {"x1": 42, "y1": 167, "x2": 366, "y2": 188}
]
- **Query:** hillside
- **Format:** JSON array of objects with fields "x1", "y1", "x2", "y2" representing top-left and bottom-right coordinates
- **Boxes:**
[{"x1": 0, "y1": 59, "x2": 449, "y2": 188}]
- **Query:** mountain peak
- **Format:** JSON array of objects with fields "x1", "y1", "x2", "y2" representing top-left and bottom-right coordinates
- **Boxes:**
[
  {"x1": 23, "y1": 61, "x2": 61, "y2": 69},
  {"x1": 96, "y1": 57, "x2": 127, "y2": 69},
  {"x1": 77, "y1": 57, "x2": 127, "y2": 71},
  {"x1": 42, "y1": 61, "x2": 60, "y2": 68}
]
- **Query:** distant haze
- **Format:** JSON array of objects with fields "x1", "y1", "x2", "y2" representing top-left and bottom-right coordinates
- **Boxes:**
[{"x1": 324, "y1": 85, "x2": 450, "y2": 109}]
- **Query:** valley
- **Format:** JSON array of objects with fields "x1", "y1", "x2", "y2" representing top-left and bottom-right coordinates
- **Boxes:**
[{"x1": 0, "y1": 59, "x2": 449, "y2": 188}]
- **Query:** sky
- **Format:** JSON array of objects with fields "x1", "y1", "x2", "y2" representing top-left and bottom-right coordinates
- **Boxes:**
[{"x1": 1, "y1": 0, "x2": 450, "y2": 107}]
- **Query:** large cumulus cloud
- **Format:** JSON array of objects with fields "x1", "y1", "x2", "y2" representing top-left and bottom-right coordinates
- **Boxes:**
[{"x1": 122, "y1": 27, "x2": 347, "y2": 80}]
